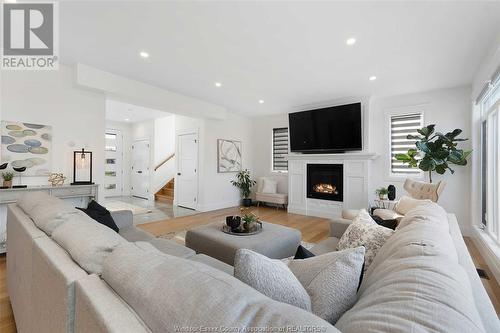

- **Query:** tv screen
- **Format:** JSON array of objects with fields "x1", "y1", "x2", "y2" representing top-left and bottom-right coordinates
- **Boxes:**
[{"x1": 289, "y1": 103, "x2": 362, "y2": 153}]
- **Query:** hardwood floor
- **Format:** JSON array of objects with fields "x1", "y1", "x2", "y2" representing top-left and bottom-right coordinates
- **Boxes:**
[{"x1": 0, "y1": 206, "x2": 499, "y2": 332}]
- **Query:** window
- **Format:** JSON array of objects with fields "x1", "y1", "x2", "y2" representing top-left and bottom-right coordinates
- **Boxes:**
[
  {"x1": 390, "y1": 113, "x2": 423, "y2": 175},
  {"x1": 272, "y1": 127, "x2": 289, "y2": 172},
  {"x1": 478, "y1": 71, "x2": 500, "y2": 245}
]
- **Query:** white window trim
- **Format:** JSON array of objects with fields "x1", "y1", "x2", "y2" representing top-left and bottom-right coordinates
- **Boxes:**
[
  {"x1": 384, "y1": 104, "x2": 426, "y2": 182},
  {"x1": 271, "y1": 127, "x2": 289, "y2": 173}
]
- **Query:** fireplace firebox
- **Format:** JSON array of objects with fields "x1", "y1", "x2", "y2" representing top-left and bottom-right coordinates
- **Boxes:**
[{"x1": 307, "y1": 164, "x2": 343, "y2": 201}]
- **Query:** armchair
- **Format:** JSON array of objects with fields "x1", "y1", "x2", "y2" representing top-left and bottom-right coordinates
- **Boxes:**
[{"x1": 255, "y1": 177, "x2": 288, "y2": 209}]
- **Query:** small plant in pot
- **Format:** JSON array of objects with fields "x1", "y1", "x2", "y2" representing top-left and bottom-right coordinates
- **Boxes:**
[
  {"x1": 375, "y1": 187, "x2": 389, "y2": 200},
  {"x1": 230, "y1": 169, "x2": 256, "y2": 207},
  {"x1": 2, "y1": 172, "x2": 14, "y2": 188}
]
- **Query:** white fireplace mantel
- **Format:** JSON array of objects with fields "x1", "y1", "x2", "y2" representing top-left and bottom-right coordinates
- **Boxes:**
[
  {"x1": 287, "y1": 153, "x2": 378, "y2": 219},
  {"x1": 286, "y1": 152, "x2": 379, "y2": 161}
]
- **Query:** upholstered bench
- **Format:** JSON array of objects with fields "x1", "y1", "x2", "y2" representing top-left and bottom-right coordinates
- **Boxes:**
[{"x1": 185, "y1": 221, "x2": 301, "y2": 265}]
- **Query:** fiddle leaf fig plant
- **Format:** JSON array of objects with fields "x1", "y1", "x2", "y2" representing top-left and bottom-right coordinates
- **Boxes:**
[{"x1": 395, "y1": 124, "x2": 471, "y2": 183}]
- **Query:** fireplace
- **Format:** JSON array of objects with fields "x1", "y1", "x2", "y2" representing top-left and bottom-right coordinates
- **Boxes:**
[{"x1": 307, "y1": 164, "x2": 343, "y2": 201}]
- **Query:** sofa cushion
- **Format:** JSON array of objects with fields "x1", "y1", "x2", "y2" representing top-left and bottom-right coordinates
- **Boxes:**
[
  {"x1": 394, "y1": 195, "x2": 432, "y2": 215},
  {"x1": 337, "y1": 217, "x2": 394, "y2": 271},
  {"x1": 51, "y1": 214, "x2": 126, "y2": 274},
  {"x1": 17, "y1": 191, "x2": 80, "y2": 235},
  {"x1": 102, "y1": 243, "x2": 339, "y2": 332},
  {"x1": 262, "y1": 178, "x2": 278, "y2": 194},
  {"x1": 336, "y1": 219, "x2": 485, "y2": 333},
  {"x1": 397, "y1": 201, "x2": 448, "y2": 231}
]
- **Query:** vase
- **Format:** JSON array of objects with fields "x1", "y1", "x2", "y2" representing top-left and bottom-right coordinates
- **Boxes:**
[
  {"x1": 379, "y1": 194, "x2": 387, "y2": 200},
  {"x1": 242, "y1": 198, "x2": 252, "y2": 207},
  {"x1": 226, "y1": 216, "x2": 241, "y2": 231},
  {"x1": 3, "y1": 180, "x2": 12, "y2": 188}
]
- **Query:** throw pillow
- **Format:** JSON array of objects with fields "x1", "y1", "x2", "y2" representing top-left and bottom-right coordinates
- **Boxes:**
[
  {"x1": 234, "y1": 247, "x2": 365, "y2": 324},
  {"x1": 261, "y1": 179, "x2": 278, "y2": 194},
  {"x1": 234, "y1": 249, "x2": 311, "y2": 311},
  {"x1": 370, "y1": 215, "x2": 398, "y2": 230},
  {"x1": 394, "y1": 195, "x2": 432, "y2": 215},
  {"x1": 294, "y1": 245, "x2": 315, "y2": 259},
  {"x1": 353, "y1": 209, "x2": 376, "y2": 224},
  {"x1": 77, "y1": 200, "x2": 119, "y2": 232},
  {"x1": 337, "y1": 217, "x2": 394, "y2": 271}
]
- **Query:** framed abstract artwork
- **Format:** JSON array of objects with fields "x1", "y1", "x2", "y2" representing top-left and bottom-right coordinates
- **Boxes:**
[
  {"x1": 217, "y1": 139, "x2": 242, "y2": 173},
  {"x1": 1, "y1": 121, "x2": 52, "y2": 176}
]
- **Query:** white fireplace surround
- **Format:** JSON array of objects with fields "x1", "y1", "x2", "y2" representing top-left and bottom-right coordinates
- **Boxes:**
[{"x1": 286, "y1": 153, "x2": 378, "y2": 218}]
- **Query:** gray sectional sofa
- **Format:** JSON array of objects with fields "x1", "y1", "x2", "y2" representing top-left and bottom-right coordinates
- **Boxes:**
[{"x1": 6, "y1": 192, "x2": 500, "y2": 333}]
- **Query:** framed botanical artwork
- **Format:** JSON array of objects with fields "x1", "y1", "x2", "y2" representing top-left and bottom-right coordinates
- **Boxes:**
[
  {"x1": 217, "y1": 139, "x2": 242, "y2": 173},
  {"x1": 1, "y1": 121, "x2": 52, "y2": 176}
]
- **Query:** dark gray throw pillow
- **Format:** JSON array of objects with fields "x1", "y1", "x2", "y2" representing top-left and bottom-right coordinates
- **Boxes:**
[{"x1": 76, "y1": 200, "x2": 119, "y2": 233}]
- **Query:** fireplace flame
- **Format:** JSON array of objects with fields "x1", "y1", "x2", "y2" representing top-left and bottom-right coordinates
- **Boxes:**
[{"x1": 313, "y1": 183, "x2": 338, "y2": 194}]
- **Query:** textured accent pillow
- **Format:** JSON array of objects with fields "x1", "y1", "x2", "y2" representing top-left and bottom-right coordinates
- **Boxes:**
[
  {"x1": 288, "y1": 247, "x2": 365, "y2": 324},
  {"x1": 352, "y1": 209, "x2": 376, "y2": 225},
  {"x1": 262, "y1": 179, "x2": 278, "y2": 194},
  {"x1": 234, "y1": 249, "x2": 311, "y2": 311},
  {"x1": 234, "y1": 248, "x2": 365, "y2": 324},
  {"x1": 394, "y1": 195, "x2": 432, "y2": 215},
  {"x1": 337, "y1": 218, "x2": 394, "y2": 271},
  {"x1": 51, "y1": 214, "x2": 126, "y2": 274},
  {"x1": 77, "y1": 200, "x2": 119, "y2": 232}
]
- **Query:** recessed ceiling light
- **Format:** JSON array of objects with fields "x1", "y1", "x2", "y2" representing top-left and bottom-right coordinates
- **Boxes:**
[
  {"x1": 369, "y1": 76, "x2": 377, "y2": 81},
  {"x1": 346, "y1": 38, "x2": 356, "y2": 46},
  {"x1": 139, "y1": 51, "x2": 149, "y2": 58},
  {"x1": 124, "y1": 118, "x2": 130, "y2": 121},
  {"x1": 259, "y1": 100, "x2": 265, "y2": 104},
  {"x1": 215, "y1": 82, "x2": 222, "y2": 87}
]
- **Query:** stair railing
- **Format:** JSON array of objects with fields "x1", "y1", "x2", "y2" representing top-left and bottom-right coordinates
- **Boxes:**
[{"x1": 154, "y1": 153, "x2": 175, "y2": 171}]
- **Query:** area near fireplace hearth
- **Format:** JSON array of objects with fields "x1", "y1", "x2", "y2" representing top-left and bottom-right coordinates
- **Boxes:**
[{"x1": 287, "y1": 153, "x2": 378, "y2": 219}]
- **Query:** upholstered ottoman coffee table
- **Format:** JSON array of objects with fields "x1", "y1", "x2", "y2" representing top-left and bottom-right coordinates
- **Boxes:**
[{"x1": 185, "y1": 222, "x2": 301, "y2": 265}]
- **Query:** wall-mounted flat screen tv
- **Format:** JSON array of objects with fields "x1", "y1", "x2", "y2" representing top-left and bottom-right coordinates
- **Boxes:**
[{"x1": 288, "y1": 102, "x2": 362, "y2": 153}]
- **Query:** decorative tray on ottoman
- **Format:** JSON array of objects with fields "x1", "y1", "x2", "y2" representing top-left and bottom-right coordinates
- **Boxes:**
[{"x1": 222, "y1": 221, "x2": 263, "y2": 236}]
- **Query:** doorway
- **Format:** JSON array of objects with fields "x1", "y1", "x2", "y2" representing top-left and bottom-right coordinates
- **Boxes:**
[
  {"x1": 177, "y1": 132, "x2": 198, "y2": 209},
  {"x1": 131, "y1": 139, "x2": 151, "y2": 199},
  {"x1": 104, "y1": 129, "x2": 123, "y2": 197}
]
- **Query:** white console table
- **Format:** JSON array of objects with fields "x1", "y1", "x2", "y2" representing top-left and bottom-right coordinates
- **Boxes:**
[{"x1": 0, "y1": 184, "x2": 98, "y2": 253}]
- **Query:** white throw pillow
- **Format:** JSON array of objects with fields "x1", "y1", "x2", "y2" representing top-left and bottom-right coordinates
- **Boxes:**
[
  {"x1": 261, "y1": 179, "x2": 278, "y2": 194},
  {"x1": 394, "y1": 195, "x2": 432, "y2": 215},
  {"x1": 234, "y1": 247, "x2": 365, "y2": 324},
  {"x1": 352, "y1": 209, "x2": 376, "y2": 225},
  {"x1": 337, "y1": 218, "x2": 394, "y2": 271},
  {"x1": 51, "y1": 214, "x2": 126, "y2": 274}
]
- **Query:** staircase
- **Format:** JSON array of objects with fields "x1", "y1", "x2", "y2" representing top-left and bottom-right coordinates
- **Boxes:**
[{"x1": 155, "y1": 178, "x2": 174, "y2": 204}]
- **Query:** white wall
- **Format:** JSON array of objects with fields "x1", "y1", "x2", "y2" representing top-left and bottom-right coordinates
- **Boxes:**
[
  {"x1": 153, "y1": 115, "x2": 176, "y2": 193},
  {"x1": 105, "y1": 120, "x2": 132, "y2": 196},
  {"x1": 173, "y1": 113, "x2": 254, "y2": 212},
  {"x1": 0, "y1": 65, "x2": 106, "y2": 200},
  {"x1": 369, "y1": 86, "x2": 472, "y2": 233}
]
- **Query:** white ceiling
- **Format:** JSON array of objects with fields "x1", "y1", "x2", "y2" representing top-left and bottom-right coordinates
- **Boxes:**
[
  {"x1": 105, "y1": 99, "x2": 172, "y2": 123},
  {"x1": 61, "y1": 1, "x2": 500, "y2": 117}
]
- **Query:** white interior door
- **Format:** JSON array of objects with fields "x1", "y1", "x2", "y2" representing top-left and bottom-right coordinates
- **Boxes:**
[
  {"x1": 104, "y1": 129, "x2": 123, "y2": 197},
  {"x1": 131, "y1": 139, "x2": 150, "y2": 199},
  {"x1": 177, "y1": 133, "x2": 198, "y2": 209}
]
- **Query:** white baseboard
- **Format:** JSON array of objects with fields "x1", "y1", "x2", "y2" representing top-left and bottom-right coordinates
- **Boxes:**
[
  {"x1": 471, "y1": 226, "x2": 500, "y2": 285},
  {"x1": 197, "y1": 200, "x2": 241, "y2": 212}
]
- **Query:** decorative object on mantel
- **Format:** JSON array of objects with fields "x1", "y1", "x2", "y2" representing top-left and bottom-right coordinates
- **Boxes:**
[
  {"x1": 375, "y1": 187, "x2": 388, "y2": 200},
  {"x1": 12, "y1": 166, "x2": 27, "y2": 188},
  {"x1": 2, "y1": 172, "x2": 13, "y2": 188},
  {"x1": 395, "y1": 124, "x2": 471, "y2": 183},
  {"x1": 217, "y1": 139, "x2": 242, "y2": 173},
  {"x1": 230, "y1": 169, "x2": 256, "y2": 207},
  {"x1": 71, "y1": 148, "x2": 94, "y2": 185},
  {"x1": 387, "y1": 184, "x2": 396, "y2": 201},
  {"x1": 1, "y1": 121, "x2": 52, "y2": 176},
  {"x1": 48, "y1": 172, "x2": 66, "y2": 186}
]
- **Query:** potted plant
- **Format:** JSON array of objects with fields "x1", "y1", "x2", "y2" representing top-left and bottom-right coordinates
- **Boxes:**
[
  {"x1": 375, "y1": 187, "x2": 389, "y2": 200},
  {"x1": 230, "y1": 169, "x2": 256, "y2": 207},
  {"x1": 2, "y1": 172, "x2": 14, "y2": 188},
  {"x1": 395, "y1": 124, "x2": 471, "y2": 183}
]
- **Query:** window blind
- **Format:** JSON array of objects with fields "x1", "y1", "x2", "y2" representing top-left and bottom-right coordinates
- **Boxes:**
[
  {"x1": 272, "y1": 127, "x2": 289, "y2": 171},
  {"x1": 390, "y1": 113, "x2": 423, "y2": 174}
]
